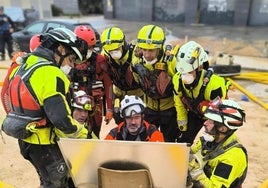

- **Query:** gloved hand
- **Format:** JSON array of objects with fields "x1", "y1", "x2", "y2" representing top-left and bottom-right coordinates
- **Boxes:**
[
  {"x1": 72, "y1": 123, "x2": 88, "y2": 138},
  {"x1": 177, "y1": 120, "x2": 188, "y2": 131},
  {"x1": 113, "y1": 98, "x2": 120, "y2": 113},
  {"x1": 189, "y1": 150, "x2": 205, "y2": 171},
  {"x1": 189, "y1": 150, "x2": 206, "y2": 180},
  {"x1": 104, "y1": 110, "x2": 113, "y2": 125},
  {"x1": 190, "y1": 168, "x2": 204, "y2": 180},
  {"x1": 55, "y1": 123, "x2": 88, "y2": 139}
]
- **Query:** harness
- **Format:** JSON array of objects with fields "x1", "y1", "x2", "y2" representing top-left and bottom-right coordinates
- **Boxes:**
[
  {"x1": 108, "y1": 44, "x2": 140, "y2": 90},
  {"x1": 179, "y1": 68, "x2": 214, "y2": 117},
  {"x1": 71, "y1": 52, "x2": 97, "y2": 94},
  {"x1": 135, "y1": 48, "x2": 174, "y2": 99},
  {"x1": 70, "y1": 52, "x2": 105, "y2": 115}
]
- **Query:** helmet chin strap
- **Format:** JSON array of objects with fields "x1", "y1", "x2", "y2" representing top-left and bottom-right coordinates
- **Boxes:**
[
  {"x1": 209, "y1": 122, "x2": 235, "y2": 142},
  {"x1": 55, "y1": 49, "x2": 72, "y2": 67}
]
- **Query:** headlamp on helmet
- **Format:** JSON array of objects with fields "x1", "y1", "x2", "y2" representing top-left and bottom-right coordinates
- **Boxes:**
[
  {"x1": 72, "y1": 90, "x2": 92, "y2": 111},
  {"x1": 176, "y1": 41, "x2": 208, "y2": 74}
]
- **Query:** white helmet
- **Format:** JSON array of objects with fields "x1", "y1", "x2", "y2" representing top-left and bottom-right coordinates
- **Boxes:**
[
  {"x1": 120, "y1": 95, "x2": 146, "y2": 118},
  {"x1": 204, "y1": 98, "x2": 246, "y2": 130},
  {"x1": 47, "y1": 28, "x2": 83, "y2": 61},
  {"x1": 176, "y1": 41, "x2": 208, "y2": 74},
  {"x1": 72, "y1": 90, "x2": 92, "y2": 111}
]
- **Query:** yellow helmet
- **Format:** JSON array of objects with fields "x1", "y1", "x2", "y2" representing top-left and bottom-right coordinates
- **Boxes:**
[
  {"x1": 137, "y1": 25, "x2": 165, "y2": 49},
  {"x1": 101, "y1": 27, "x2": 125, "y2": 51}
]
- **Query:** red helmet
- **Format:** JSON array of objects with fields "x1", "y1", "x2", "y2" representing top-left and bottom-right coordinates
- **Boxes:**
[
  {"x1": 74, "y1": 25, "x2": 96, "y2": 47},
  {"x1": 29, "y1": 34, "x2": 41, "y2": 52}
]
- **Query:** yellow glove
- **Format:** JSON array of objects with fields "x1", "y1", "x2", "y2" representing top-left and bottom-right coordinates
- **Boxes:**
[
  {"x1": 177, "y1": 120, "x2": 188, "y2": 131},
  {"x1": 189, "y1": 150, "x2": 207, "y2": 180},
  {"x1": 104, "y1": 109, "x2": 113, "y2": 125},
  {"x1": 189, "y1": 150, "x2": 206, "y2": 171},
  {"x1": 55, "y1": 123, "x2": 88, "y2": 139},
  {"x1": 72, "y1": 123, "x2": 88, "y2": 138}
]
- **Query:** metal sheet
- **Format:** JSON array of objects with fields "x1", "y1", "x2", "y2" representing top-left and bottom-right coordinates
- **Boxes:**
[{"x1": 58, "y1": 139, "x2": 190, "y2": 188}]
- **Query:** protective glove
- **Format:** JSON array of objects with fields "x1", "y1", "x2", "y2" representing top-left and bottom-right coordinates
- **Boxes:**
[
  {"x1": 189, "y1": 150, "x2": 206, "y2": 171},
  {"x1": 189, "y1": 150, "x2": 206, "y2": 180},
  {"x1": 113, "y1": 98, "x2": 120, "y2": 113},
  {"x1": 72, "y1": 123, "x2": 88, "y2": 138},
  {"x1": 104, "y1": 109, "x2": 113, "y2": 125},
  {"x1": 177, "y1": 120, "x2": 188, "y2": 131},
  {"x1": 190, "y1": 168, "x2": 205, "y2": 180},
  {"x1": 55, "y1": 123, "x2": 88, "y2": 139}
]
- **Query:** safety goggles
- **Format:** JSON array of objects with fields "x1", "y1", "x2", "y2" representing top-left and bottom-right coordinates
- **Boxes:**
[{"x1": 74, "y1": 95, "x2": 92, "y2": 111}]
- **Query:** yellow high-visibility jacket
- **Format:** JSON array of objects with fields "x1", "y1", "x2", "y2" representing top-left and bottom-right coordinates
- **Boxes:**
[
  {"x1": 173, "y1": 69, "x2": 230, "y2": 122},
  {"x1": 8, "y1": 54, "x2": 87, "y2": 144},
  {"x1": 191, "y1": 133, "x2": 248, "y2": 187}
]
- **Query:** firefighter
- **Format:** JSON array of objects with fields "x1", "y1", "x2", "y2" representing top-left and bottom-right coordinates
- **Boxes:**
[
  {"x1": 105, "y1": 95, "x2": 164, "y2": 142},
  {"x1": 71, "y1": 90, "x2": 98, "y2": 139},
  {"x1": 101, "y1": 27, "x2": 144, "y2": 124},
  {"x1": 73, "y1": 25, "x2": 113, "y2": 138},
  {"x1": 1, "y1": 28, "x2": 88, "y2": 188},
  {"x1": 173, "y1": 41, "x2": 231, "y2": 145},
  {"x1": 188, "y1": 98, "x2": 247, "y2": 188},
  {"x1": 132, "y1": 24, "x2": 178, "y2": 142}
]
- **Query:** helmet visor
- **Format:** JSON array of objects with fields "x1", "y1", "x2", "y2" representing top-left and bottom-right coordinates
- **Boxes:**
[
  {"x1": 74, "y1": 95, "x2": 92, "y2": 111},
  {"x1": 124, "y1": 104, "x2": 142, "y2": 117}
]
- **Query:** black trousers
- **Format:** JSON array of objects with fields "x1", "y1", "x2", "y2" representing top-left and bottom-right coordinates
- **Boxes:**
[
  {"x1": 0, "y1": 33, "x2": 13, "y2": 59},
  {"x1": 144, "y1": 107, "x2": 178, "y2": 142},
  {"x1": 18, "y1": 140, "x2": 75, "y2": 188}
]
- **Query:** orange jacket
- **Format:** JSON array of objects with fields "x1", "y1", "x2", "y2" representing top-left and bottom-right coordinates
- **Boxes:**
[{"x1": 105, "y1": 120, "x2": 164, "y2": 142}]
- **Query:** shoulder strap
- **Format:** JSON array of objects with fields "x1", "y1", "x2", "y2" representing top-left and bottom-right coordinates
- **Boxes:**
[
  {"x1": 179, "y1": 69, "x2": 214, "y2": 113},
  {"x1": 203, "y1": 140, "x2": 243, "y2": 161}
]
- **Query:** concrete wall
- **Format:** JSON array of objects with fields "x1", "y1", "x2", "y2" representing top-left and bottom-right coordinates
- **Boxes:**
[
  {"x1": 0, "y1": 0, "x2": 52, "y2": 19},
  {"x1": 248, "y1": 0, "x2": 268, "y2": 26},
  {"x1": 103, "y1": 0, "x2": 268, "y2": 26},
  {"x1": 154, "y1": 0, "x2": 186, "y2": 22},
  {"x1": 113, "y1": 0, "x2": 153, "y2": 21},
  {"x1": 52, "y1": 0, "x2": 80, "y2": 15}
]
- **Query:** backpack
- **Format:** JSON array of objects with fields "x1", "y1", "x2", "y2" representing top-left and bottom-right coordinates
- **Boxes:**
[{"x1": 2, "y1": 61, "x2": 52, "y2": 139}]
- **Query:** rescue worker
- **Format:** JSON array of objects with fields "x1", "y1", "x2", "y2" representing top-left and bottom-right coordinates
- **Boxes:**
[
  {"x1": 188, "y1": 98, "x2": 247, "y2": 187},
  {"x1": 173, "y1": 41, "x2": 230, "y2": 144},
  {"x1": 132, "y1": 24, "x2": 178, "y2": 142},
  {"x1": 1, "y1": 28, "x2": 88, "y2": 188},
  {"x1": 101, "y1": 27, "x2": 143, "y2": 124},
  {"x1": 0, "y1": 6, "x2": 14, "y2": 60},
  {"x1": 105, "y1": 95, "x2": 164, "y2": 142},
  {"x1": 73, "y1": 25, "x2": 113, "y2": 137},
  {"x1": 71, "y1": 90, "x2": 98, "y2": 139}
]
